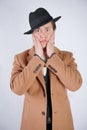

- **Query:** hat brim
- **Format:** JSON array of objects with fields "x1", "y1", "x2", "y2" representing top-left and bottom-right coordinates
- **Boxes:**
[{"x1": 24, "y1": 16, "x2": 61, "y2": 34}]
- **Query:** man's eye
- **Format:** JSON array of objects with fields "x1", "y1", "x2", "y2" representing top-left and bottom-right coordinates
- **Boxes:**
[
  {"x1": 36, "y1": 29, "x2": 40, "y2": 32},
  {"x1": 46, "y1": 28, "x2": 49, "y2": 32},
  {"x1": 35, "y1": 29, "x2": 40, "y2": 33},
  {"x1": 46, "y1": 28, "x2": 51, "y2": 32},
  {"x1": 46, "y1": 29, "x2": 49, "y2": 31}
]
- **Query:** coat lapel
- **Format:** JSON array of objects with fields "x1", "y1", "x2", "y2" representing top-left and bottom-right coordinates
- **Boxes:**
[{"x1": 37, "y1": 71, "x2": 46, "y2": 95}]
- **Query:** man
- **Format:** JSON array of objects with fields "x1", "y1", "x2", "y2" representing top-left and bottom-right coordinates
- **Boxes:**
[{"x1": 10, "y1": 7, "x2": 82, "y2": 130}]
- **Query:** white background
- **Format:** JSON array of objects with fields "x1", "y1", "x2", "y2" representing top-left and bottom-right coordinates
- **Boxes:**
[{"x1": 0, "y1": 0, "x2": 87, "y2": 130}]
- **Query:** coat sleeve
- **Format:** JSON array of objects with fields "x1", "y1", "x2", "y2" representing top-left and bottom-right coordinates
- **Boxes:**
[
  {"x1": 10, "y1": 55, "x2": 45, "y2": 95},
  {"x1": 46, "y1": 53, "x2": 82, "y2": 91}
]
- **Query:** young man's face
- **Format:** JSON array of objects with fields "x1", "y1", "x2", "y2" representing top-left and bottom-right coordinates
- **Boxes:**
[{"x1": 32, "y1": 22, "x2": 55, "y2": 48}]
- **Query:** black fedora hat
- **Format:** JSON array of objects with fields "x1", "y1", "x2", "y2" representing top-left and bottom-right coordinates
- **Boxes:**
[{"x1": 24, "y1": 7, "x2": 61, "y2": 34}]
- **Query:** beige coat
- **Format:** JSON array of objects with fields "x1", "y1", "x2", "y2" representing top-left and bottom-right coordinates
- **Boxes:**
[{"x1": 10, "y1": 46, "x2": 82, "y2": 130}]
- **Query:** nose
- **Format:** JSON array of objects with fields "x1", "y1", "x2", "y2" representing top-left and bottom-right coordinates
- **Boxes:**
[{"x1": 40, "y1": 30, "x2": 46, "y2": 39}]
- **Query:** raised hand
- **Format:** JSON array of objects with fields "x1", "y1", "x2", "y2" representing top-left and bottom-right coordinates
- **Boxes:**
[
  {"x1": 46, "y1": 32, "x2": 55, "y2": 57},
  {"x1": 32, "y1": 34, "x2": 44, "y2": 60}
]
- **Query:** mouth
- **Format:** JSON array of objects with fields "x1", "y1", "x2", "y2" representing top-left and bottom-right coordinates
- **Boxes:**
[
  {"x1": 40, "y1": 40, "x2": 48, "y2": 47},
  {"x1": 40, "y1": 40, "x2": 48, "y2": 43}
]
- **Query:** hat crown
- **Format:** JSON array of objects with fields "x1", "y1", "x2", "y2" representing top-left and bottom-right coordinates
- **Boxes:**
[{"x1": 29, "y1": 8, "x2": 53, "y2": 29}]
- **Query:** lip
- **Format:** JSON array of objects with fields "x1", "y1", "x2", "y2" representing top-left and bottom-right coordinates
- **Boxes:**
[{"x1": 40, "y1": 40, "x2": 48, "y2": 44}]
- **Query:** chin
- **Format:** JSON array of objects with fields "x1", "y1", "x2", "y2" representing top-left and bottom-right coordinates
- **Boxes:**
[
  {"x1": 42, "y1": 45, "x2": 46, "y2": 49},
  {"x1": 41, "y1": 43, "x2": 47, "y2": 48}
]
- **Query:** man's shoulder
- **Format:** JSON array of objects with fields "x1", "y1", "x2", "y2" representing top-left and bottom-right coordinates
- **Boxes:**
[
  {"x1": 55, "y1": 47, "x2": 73, "y2": 56},
  {"x1": 14, "y1": 49, "x2": 31, "y2": 65},
  {"x1": 62, "y1": 50, "x2": 73, "y2": 56},
  {"x1": 16, "y1": 49, "x2": 30, "y2": 57},
  {"x1": 55, "y1": 47, "x2": 73, "y2": 62}
]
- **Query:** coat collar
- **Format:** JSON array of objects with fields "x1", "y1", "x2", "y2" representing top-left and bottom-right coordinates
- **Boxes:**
[
  {"x1": 28, "y1": 46, "x2": 34, "y2": 57},
  {"x1": 27, "y1": 46, "x2": 63, "y2": 58}
]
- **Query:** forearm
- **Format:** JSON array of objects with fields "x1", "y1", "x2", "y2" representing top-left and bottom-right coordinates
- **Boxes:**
[
  {"x1": 10, "y1": 55, "x2": 45, "y2": 95},
  {"x1": 46, "y1": 53, "x2": 82, "y2": 91}
]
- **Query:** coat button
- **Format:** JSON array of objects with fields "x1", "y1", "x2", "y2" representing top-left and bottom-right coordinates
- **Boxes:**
[{"x1": 42, "y1": 111, "x2": 45, "y2": 115}]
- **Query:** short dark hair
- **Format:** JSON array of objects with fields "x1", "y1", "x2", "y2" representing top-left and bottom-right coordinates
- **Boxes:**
[{"x1": 51, "y1": 21, "x2": 56, "y2": 30}]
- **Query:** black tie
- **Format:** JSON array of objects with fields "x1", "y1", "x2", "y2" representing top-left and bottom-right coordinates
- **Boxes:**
[{"x1": 44, "y1": 69, "x2": 52, "y2": 124}]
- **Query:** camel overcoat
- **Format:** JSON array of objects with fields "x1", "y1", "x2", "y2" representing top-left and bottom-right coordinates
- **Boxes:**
[{"x1": 10, "y1": 46, "x2": 82, "y2": 130}]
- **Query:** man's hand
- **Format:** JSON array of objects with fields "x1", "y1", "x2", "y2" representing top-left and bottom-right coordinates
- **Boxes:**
[
  {"x1": 46, "y1": 32, "x2": 55, "y2": 57},
  {"x1": 32, "y1": 34, "x2": 44, "y2": 60}
]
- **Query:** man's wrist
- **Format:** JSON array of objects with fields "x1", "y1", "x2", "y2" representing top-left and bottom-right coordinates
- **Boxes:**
[
  {"x1": 34, "y1": 54, "x2": 46, "y2": 62},
  {"x1": 47, "y1": 53, "x2": 56, "y2": 59},
  {"x1": 34, "y1": 53, "x2": 56, "y2": 63}
]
